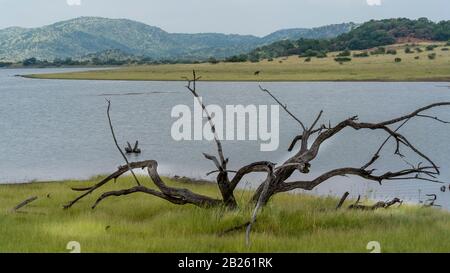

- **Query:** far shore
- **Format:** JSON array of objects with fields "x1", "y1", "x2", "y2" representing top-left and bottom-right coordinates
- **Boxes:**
[{"x1": 21, "y1": 45, "x2": 450, "y2": 83}]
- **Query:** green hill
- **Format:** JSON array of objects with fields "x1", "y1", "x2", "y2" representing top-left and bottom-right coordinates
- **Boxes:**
[
  {"x1": 0, "y1": 17, "x2": 354, "y2": 62},
  {"x1": 235, "y1": 18, "x2": 450, "y2": 61}
]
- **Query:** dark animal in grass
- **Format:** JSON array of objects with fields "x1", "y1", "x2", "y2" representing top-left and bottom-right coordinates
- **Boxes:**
[{"x1": 254, "y1": 71, "x2": 261, "y2": 76}]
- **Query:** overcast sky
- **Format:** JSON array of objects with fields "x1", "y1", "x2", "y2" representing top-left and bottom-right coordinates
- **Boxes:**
[{"x1": 0, "y1": 0, "x2": 448, "y2": 36}]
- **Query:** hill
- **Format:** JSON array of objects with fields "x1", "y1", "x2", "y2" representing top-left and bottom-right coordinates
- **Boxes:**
[
  {"x1": 0, "y1": 17, "x2": 353, "y2": 62},
  {"x1": 235, "y1": 18, "x2": 450, "y2": 61}
]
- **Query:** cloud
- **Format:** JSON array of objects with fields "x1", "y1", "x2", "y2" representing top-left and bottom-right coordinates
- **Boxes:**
[
  {"x1": 366, "y1": 0, "x2": 382, "y2": 6},
  {"x1": 67, "y1": 0, "x2": 81, "y2": 6}
]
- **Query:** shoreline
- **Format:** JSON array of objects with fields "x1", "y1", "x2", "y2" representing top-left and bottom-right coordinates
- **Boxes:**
[{"x1": 20, "y1": 74, "x2": 450, "y2": 83}]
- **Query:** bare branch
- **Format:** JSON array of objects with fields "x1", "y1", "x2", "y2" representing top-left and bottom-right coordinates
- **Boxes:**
[
  {"x1": 229, "y1": 161, "x2": 275, "y2": 191},
  {"x1": 259, "y1": 85, "x2": 306, "y2": 131},
  {"x1": 106, "y1": 99, "x2": 141, "y2": 186},
  {"x1": 186, "y1": 70, "x2": 227, "y2": 170}
]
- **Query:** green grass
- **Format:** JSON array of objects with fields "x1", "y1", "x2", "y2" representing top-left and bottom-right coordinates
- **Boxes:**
[
  {"x1": 26, "y1": 43, "x2": 450, "y2": 82},
  {"x1": 1, "y1": 175, "x2": 450, "y2": 253}
]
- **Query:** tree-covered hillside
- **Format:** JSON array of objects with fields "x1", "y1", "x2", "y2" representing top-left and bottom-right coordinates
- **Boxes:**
[{"x1": 232, "y1": 18, "x2": 450, "y2": 61}]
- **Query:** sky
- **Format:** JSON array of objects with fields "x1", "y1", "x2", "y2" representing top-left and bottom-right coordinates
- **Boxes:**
[{"x1": 0, "y1": 0, "x2": 448, "y2": 36}]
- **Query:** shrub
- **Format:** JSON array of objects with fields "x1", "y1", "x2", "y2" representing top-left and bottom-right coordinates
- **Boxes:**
[
  {"x1": 334, "y1": 57, "x2": 352, "y2": 63},
  {"x1": 207, "y1": 57, "x2": 219, "y2": 64},
  {"x1": 415, "y1": 47, "x2": 423, "y2": 53},
  {"x1": 353, "y1": 51, "x2": 369, "y2": 58},
  {"x1": 225, "y1": 55, "x2": 247, "y2": 62},
  {"x1": 316, "y1": 51, "x2": 327, "y2": 58},
  {"x1": 371, "y1": 47, "x2": 386, "y2": 55},
  {"x1": 268, "y1": 58, "x2": 274, "y2": 62},
  {"x1": 428, "y1": 53, "x2": 437, "y2": 60},
  {"x1": 426, "y1": 45, "x2": 438, "y2": 51},
  {"x1": 387, "y1": 49, "x2": 397, "y2": 55},
  {"x1": 414, "y1": 56, "x2": 420, "y2": 60},
  {"x1": 405, "y1": 47, "x2": 413, "y2": 54},
  {"x1": 337, "y1": 50, "x2": 351, "y2": 57},
  {"x1": 304, "y1": 57, "x2": 311, "y2": 62},
  {"x1": 395, "y1": 58, "x2": 402, "y2": 63},
  {"x1": 0, "y1": 62, "x2": 12, "y2": 67},
  {"x1": 441, "y1": 48, "x2": 449, "y2": 51}
]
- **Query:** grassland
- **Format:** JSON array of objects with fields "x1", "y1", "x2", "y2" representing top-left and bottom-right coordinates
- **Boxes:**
[
  {"x1": 1, "y1": 175, "x2": 450, "y2": 253},
  {"x1": 26, "y1": 43, "x2": 450, "y2": 82}
]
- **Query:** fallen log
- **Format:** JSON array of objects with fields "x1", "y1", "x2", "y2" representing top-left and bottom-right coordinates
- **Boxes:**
[
  {"x1": 13, "y1": 196, "x2": 38, "y2": 211},
  {"x1": 349, "y1": 197, "x2": 402, "y2": 210}
]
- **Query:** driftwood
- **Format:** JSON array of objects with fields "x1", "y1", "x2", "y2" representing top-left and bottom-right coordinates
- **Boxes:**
[
  {"x1": 348, "y1": 196, "x2": 403, "y2": 210},
  {"x1": 13, "y1": 196, "x2": 38, "y2": 211},
  {"x1": 64, "y1": 70, "x2": 450, "y2": 243}
]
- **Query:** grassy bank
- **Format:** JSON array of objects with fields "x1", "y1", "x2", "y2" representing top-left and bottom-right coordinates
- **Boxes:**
[
  {"x1": 1, "y1": 175, "x2": 450, "y2": 253},
  {"x1": 25, "y1": 43, "x2": 450, "y2": 82}
]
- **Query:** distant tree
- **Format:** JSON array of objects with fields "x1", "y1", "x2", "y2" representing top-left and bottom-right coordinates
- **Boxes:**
[
  {"x1": 225, "y1": 55, "x2": 248, "y2": 63},
  {"x1": 334, "y1": 57, "x2": 352, "y2": 63},
  {"x1": 387, "y1": 49, "x2": 397, "y2": 55},
  {"x1": 0, "y1": 62, "x2": 13, "y2": 67},
  {"x1": 207, "y1": 57, "x2": 219, "y2": 64},
  {"x1": 337, "y1": 50, "x2": 351, "y2": 57},
  {"x1": 426, "y1": 45, "x2": 438, "y2": 51},
  {"x1": 22, "y1": 57, "x2": 38, "y2": 66},
  {"x1": 371, "y1": 47, "x2": 386, "y2": 55},
  {"x1": 316, "y1": 51, "x2": 327, "y2": 58},
  {"x1": 353, "y1": 51, "x2": 369, "y2": 58},
  {"x1": 249, "y1": 55, "x2": 260, "y2": 63}
]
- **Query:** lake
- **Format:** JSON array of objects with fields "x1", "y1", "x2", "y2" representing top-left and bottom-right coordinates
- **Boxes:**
[{"x1": 1, "y1": 68, "x2": 450, "y2": 208}]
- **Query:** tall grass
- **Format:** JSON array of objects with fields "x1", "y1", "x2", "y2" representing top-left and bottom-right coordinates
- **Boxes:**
[{"x1": 1, "y1": 176, "x2": 450, "y2": 253}]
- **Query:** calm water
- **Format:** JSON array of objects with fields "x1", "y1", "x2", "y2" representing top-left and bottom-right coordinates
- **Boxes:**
[{"x1": 1, "y1": 68, "x2": 450, "y2": 208}]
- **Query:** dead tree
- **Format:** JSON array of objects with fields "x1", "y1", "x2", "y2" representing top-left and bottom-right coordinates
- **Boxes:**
[{"x1": 64, "y1": 71, "x2": 450, "y2": 214}]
